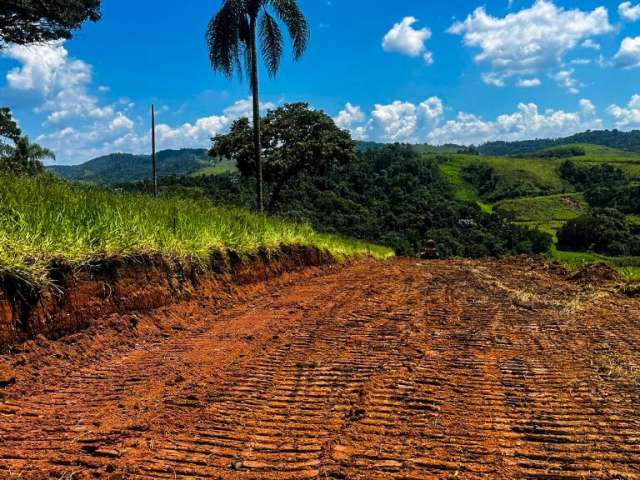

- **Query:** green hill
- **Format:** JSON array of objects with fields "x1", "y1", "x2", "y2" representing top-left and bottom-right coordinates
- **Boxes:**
[
  {"x1": 479, "y1": 129, "x2": 640, "y2": 156},
  {"x1": 48, "y1": 149, "x2": 214, "y2": 185}
]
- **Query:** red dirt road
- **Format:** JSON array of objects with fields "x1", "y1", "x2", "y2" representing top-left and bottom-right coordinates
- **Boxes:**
[{"x1": 1, "y1": 258, "x2": 640, "y2": 479}]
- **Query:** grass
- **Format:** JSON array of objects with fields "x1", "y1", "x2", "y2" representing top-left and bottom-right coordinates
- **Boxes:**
[
  {"x1": 191, "y1": 159, "x2": 238, "y2": 177},
  {"x1": 494, "y1": 193, "x2": 587, "y2": 223},
  {"x1": 0, "y1": 174, "x2": 393, "y2": 287},
  {"x1": 549, "y1": 246, "x2": 640, "y2": 281}
]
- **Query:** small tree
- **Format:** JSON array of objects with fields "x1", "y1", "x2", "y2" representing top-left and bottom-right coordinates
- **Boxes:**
[
  {"x1": 206, "y1": 0, "x2": 309, "y2": 212},
  {"x1": 211, "y1": 103, "x2": 356, "y2": 212},
  {"x1": 1, "y1": 136, "x2": 54, "y2": 176},
  {"x1": 0, "y1": 0, "x2": 101, "y2": 46}
]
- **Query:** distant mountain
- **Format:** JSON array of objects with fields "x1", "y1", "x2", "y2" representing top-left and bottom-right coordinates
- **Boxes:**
[
  {"x1": 478, "y1": 130, "x2": 640, "y2": 156},
  {"x1": 48, "y1": 149, "x2": 213, "y2": 184}
]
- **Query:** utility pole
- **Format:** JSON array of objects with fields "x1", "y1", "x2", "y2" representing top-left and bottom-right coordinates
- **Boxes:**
[{"x1": 151, "y1": 104, "x2": 158, "y2": 197}]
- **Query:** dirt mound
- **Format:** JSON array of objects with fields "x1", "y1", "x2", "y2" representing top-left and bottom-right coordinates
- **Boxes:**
[{"x1": 569, "y1": 262, "x2": 621, "y2": 284}]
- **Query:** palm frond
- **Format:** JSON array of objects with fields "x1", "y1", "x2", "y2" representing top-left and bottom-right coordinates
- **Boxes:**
[
  {"x1": 259, "y1": 12, "x2": 283, "y2": 77},
  {"x1": 206, "y1": 0, "x2": 244, "y2": 77},
  {"x1": 267, "y1": 0, "x2": 309, "y2": 59}
]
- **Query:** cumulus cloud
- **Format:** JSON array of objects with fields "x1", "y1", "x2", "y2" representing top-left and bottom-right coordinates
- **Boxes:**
[
  {"x1": 2, "y1": 42, "x2": 126, "y2": 126},
  {"x1": 517, "y1": 78, "x2": 541, "y2": 88},
  {"x1": 336, "y1": 97, "x2": 444, "y2": 143},
  {"x1": 448, "y1": 0, "x2": 612, "y2": 87},
  {"x1": 36, "y1": 97, "x2": 276, "y2": 163},
  {"x1": 551, "y1": 69, "x2": 581, "y2": 94},
  {"x1": 427, "y1": 101, "x2": 602, "y2": 145},
  {"x1": 382, "y1": 17, "x2": 434, "y2": 64},
  {"x1": 608, "y1": 94, "x2": 640, "y2": 127},
  {"x1": 614, "y1": 36, "x2": 640, "y2": 68},
  {"x1": 336, "y1": 98, "x2": 602, "y2": 146},
  {"x1": 619, "y1": 2, "x2": 640, "y2": 21}
]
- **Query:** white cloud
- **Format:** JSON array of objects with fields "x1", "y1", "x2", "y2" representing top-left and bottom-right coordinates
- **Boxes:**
[
  {"x1": 580, "y1": 98, "x2": 597, "y2": 116},
  {"x1": 551, "y1": 69, "x2": 581, "y2": 94},
  {"x1": 581, "y1": 39, "x2": 601, "y2": 50},
  {"x1": 4, "y1": 42, "x2": 91, "y2": 95},
  {"x1": 517, "y1": 78, "x2": 541, "y2": 88},
  {"x1": 1, "y1": 41, "x2": 132, "y2": 129},
  {"x1": 449, "y1": 0, "x2": 612, "y2": 87},
  {"x1": 614, "y1": 36, "x2": 640, "y2": 68},
  {"x1": 334, "y1": 97, "x2": 444, "y2": 143},
  {"x1": 382, "y1": 17, "x2": 434, "y2": 64},
  {"x1": 608, "y1": 94, "x2": 640, "y2": 127},
  {"x1": 428, "y1": 101, "x2": 602, "y2": 145},
  {"x1": 334, "y1": 103, "x2": 365, "y2": 130},
  {"x1": 619, "y1": 2, "x2": 640, "y2": 22}
]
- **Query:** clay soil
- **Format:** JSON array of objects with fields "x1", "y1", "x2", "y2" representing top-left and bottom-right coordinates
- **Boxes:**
[{"x1": 1, "y1": 258, "x2": 640, "y2": 479}]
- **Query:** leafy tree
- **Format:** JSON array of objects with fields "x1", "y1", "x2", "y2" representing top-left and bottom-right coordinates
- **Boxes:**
[
  {"x1": 557, "y1": 208, "x2": 640, "y2": 256},
  {"x1": 0, "y1": 0, "x2": 100, "y2": 46},
  {"x1": 559, "y1": 160, "x2": 628, "y2": 191},
  {"x1": 0, "y1": 108, "x2": 21, "y2": 158},
  {"x1": 206, "y1": 0, "x2": 309, "y2": 212},
  {"x1": 1, "y1": 136, "x2": 54, "y2": 176},
  {"x1": 211, "y1": 103, "x2": 356, "y2": 212}
]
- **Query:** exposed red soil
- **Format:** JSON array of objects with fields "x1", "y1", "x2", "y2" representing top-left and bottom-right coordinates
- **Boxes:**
[
  {"x1": 0, "y1": 246, "x2": 333, "y2": 350},
  {"x1": 1, "y1": 257, "x2": 640, "y2": 479}
]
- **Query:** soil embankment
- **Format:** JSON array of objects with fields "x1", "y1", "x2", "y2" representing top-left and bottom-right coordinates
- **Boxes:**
[
  {"x1": 0, "y1": 246, "x2": 333, "y2": 351},
  {"x1": 1, "y1": 257, "x2": 640, "y2": 479}
]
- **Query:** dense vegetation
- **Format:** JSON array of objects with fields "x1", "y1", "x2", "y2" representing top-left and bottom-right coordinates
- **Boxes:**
[
  {"x1": 48, "y1": 149, "x2": 213, "y2": 184},
  {"x1": 0, "y1": 0, "x2": 100, "y2": 46},
  {"x1": 0, "y1": 174, "x2": 391, "y2": 286},
  {"x1": 585, "y1": 185, "x2": 640, "y2": 214},
  {"x1": 558, "y1": 160, "x2": 628, "y2": 191},
  {"x1": 127, "y1": 117, "x2": 552, "y2": 259},
  {"x1": 557, "y1": 209, "x2": 640, "y2": 257},
  {"x1": 479, "y1": 130, "x2": 640, "y2": 156},
  {"x1": 528, "y1": 146, "x2": 586, "y2": 159}
]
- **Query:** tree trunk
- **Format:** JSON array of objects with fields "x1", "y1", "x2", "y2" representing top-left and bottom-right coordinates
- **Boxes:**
[{"x1": 249, "y1": 17, "x2": 263, "y2": 213}]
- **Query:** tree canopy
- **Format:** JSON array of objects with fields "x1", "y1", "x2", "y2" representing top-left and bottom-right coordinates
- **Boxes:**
[
  {"x1": 210, "y1": 103, "x2": 355, "y2": 211},
  {"x1": 0, "y1": 0, "x2": 101, "y2": 46}
]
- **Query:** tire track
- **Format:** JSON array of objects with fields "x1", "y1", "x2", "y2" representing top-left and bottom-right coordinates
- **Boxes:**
[{"x1": 1, "y1": 258, "x2": 640, "y2": 479}]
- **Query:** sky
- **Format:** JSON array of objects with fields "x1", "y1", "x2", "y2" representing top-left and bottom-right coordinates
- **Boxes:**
[{"x1": 2, "y1": 0, "x2": 640, "y2": 164}]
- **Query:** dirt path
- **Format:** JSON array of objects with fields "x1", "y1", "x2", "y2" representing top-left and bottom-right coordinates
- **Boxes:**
[{"x1": 1, "y1": 258, "x2": 640, "y2": 479}]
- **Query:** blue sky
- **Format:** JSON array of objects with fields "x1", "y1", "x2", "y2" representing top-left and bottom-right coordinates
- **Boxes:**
[{"x1": 2, "y1": 0, "x2": 640, "y2": 164}]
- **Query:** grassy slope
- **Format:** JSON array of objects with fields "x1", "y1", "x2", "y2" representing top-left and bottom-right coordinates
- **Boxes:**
[
  {"x1": 436, "y1": 147, "x2": 640, "y2": 279},
  {"x1": 0, "y1": 175, "x2": 393, "y2": 286}
]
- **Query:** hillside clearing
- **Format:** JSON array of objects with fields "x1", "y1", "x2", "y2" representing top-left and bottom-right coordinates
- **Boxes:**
[{"x1": 2, "y1": 258, "x2": 639, "y2": 478}]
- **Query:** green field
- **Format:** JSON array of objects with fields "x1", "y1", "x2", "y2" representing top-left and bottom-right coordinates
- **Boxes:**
[
  {"x1": 0, "y1": 174, "x2": 393, "y2": 287},
  {"x1": 435, "y1": 147, "x2": 640, "y2": 278}
]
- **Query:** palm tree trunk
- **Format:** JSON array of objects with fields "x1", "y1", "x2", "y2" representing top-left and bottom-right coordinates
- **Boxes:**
[{"x1": 249, "y1": 17, "x2": 263, "y2": 213}]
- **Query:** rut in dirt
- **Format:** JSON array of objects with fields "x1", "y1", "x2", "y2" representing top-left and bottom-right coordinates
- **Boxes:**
[{"x1": 1, "y1": 258, "x2": 640, "y2": 479}]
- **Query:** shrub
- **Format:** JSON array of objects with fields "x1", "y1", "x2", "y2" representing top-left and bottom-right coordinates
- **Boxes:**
[{"x1": 557, "y1": 208, "x2": 640, "y2": 256}]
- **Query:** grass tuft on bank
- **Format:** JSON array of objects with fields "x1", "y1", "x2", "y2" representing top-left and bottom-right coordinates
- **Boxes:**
[{"x1": 0, "y1": 174, "x2": 393, "y2": 286}]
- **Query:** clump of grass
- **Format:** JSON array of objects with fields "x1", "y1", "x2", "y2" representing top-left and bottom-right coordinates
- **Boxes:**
[{"x1": 0, "y1": 174, "x2": 393, "y2": 286}]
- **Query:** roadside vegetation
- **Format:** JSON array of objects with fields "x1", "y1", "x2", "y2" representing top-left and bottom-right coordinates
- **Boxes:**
[{"x1": 0, "y1": 173, "x2": 392, "y2": 287}]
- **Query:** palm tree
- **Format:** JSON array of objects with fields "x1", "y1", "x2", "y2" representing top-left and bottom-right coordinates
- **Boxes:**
[
  {"x1": 2, "y1": 136, "x2": 54, "y2": 176},
  {"x1": 207, "y1": 0, "x2": 309, "y2": 212}
]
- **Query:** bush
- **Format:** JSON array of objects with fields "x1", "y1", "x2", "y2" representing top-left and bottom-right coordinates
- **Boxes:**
[
  {"x1": 559, "y1": 160, "x2": 628, "y2": 191},
  {"x1": 585, "y1": 184, "x2": 640, "y2": 214},
  {"x1": 557, "y1": 208, "x2": 640, "y2": 256}
]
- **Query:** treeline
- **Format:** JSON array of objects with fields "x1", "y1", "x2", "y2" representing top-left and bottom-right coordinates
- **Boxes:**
[
  {"x1": 556, "y1": 160, "x2": 640, "y2": 256},
  {"x1": 479, "y1": 130, "x2": 640, "y2": 156},
  {"x1": 128, "y1": 145, "x2": 551, "y2": 258}
]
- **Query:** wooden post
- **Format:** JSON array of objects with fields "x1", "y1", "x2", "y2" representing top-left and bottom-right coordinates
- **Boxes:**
[{"x1": 151, "y1": 104, "x2": 158, "y2": 197}]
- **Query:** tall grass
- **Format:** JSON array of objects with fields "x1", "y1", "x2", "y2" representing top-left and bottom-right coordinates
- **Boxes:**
[{"x1": 0, "y1": 174, "x2": 393, "y2": 285}]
